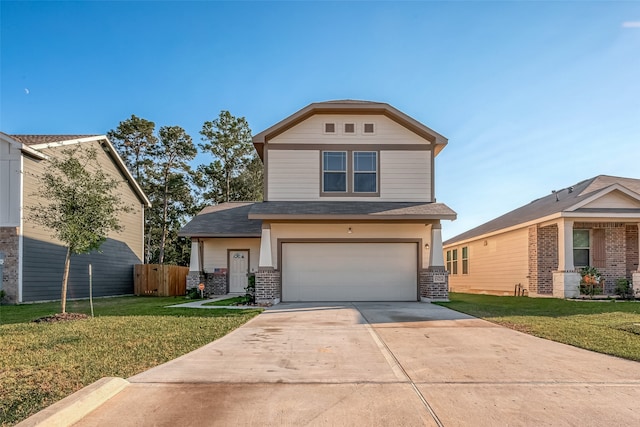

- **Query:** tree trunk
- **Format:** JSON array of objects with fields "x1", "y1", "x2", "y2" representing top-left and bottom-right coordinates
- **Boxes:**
[
  {"x1": 61, "y1": 246, "x2": 71, "y2": 314},
  {"x1": 158, "y1": 181, "x2": 169, "y2": 264}
]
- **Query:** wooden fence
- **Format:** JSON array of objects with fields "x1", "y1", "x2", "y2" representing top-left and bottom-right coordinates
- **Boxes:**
[{"x1": 134, "y1": 264, "x2": 189, "y2": 296}]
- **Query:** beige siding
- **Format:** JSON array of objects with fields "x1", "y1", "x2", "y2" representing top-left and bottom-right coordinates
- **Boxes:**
[
  {"x1": 445, "y1": 227, "x2": 529, "y2": 296},
  {"x1": 267, "y1": 150, "x2": 319, "y2": 200},
  {"x1": 202, "y1": 238, "x2": 260, "y2": 273},
  {"x1": 380, "y1": 151, "x2": 431, "y2": 201},
  {"x1": 0, "y1": 139, "x2": 22, "y2": 226},
  {"x1": 22, "y1": 141, "x2": 145, "y2": 260},
  {"x1": 581, "y1": 191, "x2": 640, "y2": 209},
  {"x1": 270, "y1": 114, "x2": 426, "y2": 145},
  {"x1": 269, "y1": 223, "x2": 430, "y2": 269},
  {"x1": 267, "y1": 149, "x2": 431, "y2": 202}
]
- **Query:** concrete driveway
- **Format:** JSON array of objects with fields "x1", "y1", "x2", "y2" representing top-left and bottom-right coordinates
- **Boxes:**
[{"x1": 67, "y1": 302, "x2": 640, "y2": 426}]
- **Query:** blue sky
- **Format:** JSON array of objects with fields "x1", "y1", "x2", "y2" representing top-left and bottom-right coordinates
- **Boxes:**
[{"x1": 2, "y1": 1, "x2": 639, "y2": 240}]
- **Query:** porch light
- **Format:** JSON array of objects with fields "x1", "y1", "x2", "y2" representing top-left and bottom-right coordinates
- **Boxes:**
[
  {"x1": 424, "y1": 243, "x2": 430, "y2": 249},
  {"x1": 348, "y1": 227, "x2": 353, "y2": 234}
]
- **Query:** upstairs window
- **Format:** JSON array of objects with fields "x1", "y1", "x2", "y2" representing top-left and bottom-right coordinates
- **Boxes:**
[
  {"x1": 353, "y1": 152, "x2": 377, "y2": 193},
  {"x1": 323, "y1": 151, "x2": 347, "y2": 192}
]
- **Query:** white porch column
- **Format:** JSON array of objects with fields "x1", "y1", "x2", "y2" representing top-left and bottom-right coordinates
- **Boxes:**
[
  {"x1": 188, "y1": 239, "x2": 201, "y2": 272},
  {"x1": 557, "y1": 219, "x2": 575, "y2": 271},
  {"x1": 258, "y1": 224, "x2": 273, "y2": 268},
  {"x1": 429, "y1": 223, "x2": 445, "y2": 269},
  {"x1": 554, "y1": 220, "x2": 580, "y2": 298}
]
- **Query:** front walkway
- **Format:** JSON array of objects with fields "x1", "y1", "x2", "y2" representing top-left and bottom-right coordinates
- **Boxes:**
[{"x1": 68, "y1": 302, "x2": 640, "y2": 425}]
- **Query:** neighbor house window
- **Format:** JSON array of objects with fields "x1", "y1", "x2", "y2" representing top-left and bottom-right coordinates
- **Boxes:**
[
  {"x1": 324, "y1": 123, "x2": 336, "y2": 133},
  {"x1": 452, "y1": 249, "x2": 458, "y2": 275},
  {"x1": 573, "y1": 229, "x2": 590, "y2": 267},
  {"x1": 446, "y1": 250, "x2": 452, "y2": 273},
  {"x1": 353, "y1": 151, "x2": 377, "y2": 193},
  {"x1": 462, "y1": 246, "x2": 468, "y2": 274},
  {"x1": 323, "y1": 151, "x2": 347, "y2": 192}
]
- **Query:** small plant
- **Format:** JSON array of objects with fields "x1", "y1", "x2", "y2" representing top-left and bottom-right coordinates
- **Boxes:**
[
  {"x1": 580, "y1": 266, "x2": 603, "y2": 296},
  {"x1": 240, "y1": 274, "x2": 256, "y2": 305},
  {"x1": 185, "y1": 287, "x2": 202, "y2": 299},
  {"x1": 614, "y1": 277, "x2": 634, "y2": 300},
  {"x1": 0, "y1": 289, "x2": 6, "y2": 304}
]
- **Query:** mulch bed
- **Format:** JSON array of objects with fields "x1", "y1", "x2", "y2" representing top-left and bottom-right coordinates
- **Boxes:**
[{"x1": 33, "y1": 313, "x2": 90, "y2": 323}]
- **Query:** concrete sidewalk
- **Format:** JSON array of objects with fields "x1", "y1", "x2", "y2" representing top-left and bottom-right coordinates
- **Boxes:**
[{"x1": 20, "y1": 302, "x2": 640, "y2": 426}]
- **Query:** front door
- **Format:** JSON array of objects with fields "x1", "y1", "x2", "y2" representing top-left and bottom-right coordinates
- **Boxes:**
[{"x1": 229, "y1": 250, "x2": 249, "y2": 293}]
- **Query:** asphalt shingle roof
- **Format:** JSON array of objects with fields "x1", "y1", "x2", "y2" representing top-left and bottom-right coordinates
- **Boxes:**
[
  {"x1": 248, "y1": 201, "x2": 456, "y2": 219},
  {"x1": 178, "y1": 202, "x2": 262, "y2": 237},
  {"x1": 443, "y1": 175, "x2": 640, "y2": 245},
  {"x1": 10, "y1": 135, "x2": 100, "y2": 145}
]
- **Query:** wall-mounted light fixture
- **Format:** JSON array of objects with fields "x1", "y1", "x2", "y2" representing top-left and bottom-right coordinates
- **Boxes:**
[
  {"x1": 348, "y1": 227, "x2": 353, "y2": 234},
  {"x1": 424, "y1": 243, "x2": 430, "y2": 249}
]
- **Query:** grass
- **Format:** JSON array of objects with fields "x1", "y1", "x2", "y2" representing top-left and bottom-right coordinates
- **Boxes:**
[
  {"x1": 0, "y1": 296, "x2": 262, "y2": 426},
  {"x1": 437, "y1": 293, "x2": 640, "y2": 361},
  {"x1": 202, "y1": 296, "x2": 247, "y2": 306}
]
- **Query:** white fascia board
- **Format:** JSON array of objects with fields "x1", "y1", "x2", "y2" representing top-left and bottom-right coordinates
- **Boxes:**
[
  {"x1": 443, "y1": 212, "x2": 562, "y2": 248},
  {"x1": 27, "y1": 135, "x2": 105, "y2": 150},
  {"x1": 566, "y1": 184, "x2": 640, "y2": 212},
  {"x1": 0, "y1": 132, "x2": 48, "y2": 160}
]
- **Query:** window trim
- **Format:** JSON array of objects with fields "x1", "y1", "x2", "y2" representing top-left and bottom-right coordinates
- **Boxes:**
[
  {"x1": 322, "y1": 151, "x2": 347, "y2": 193},
  {"x1": 320, "y1": 150, "x2": 380, "y2": 197},
  {"x1": 352, "y1": 151, "x2": 378, "y2": 194}
]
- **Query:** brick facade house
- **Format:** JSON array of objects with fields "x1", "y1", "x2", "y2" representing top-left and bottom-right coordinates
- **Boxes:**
[
  {"x1": 444, "y1": 175, "x2": 640, "y2": 298},
  {"x1": 179, "y1": 100, "x2": 456, "y2": 304}
]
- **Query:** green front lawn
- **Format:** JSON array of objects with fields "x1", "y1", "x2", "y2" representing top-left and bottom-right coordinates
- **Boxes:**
[
  {"x1": 202, "y1": 296, "x2": 247, "y2": 306},
  {"x1": 437, "y1": 293, "x2": 640, "y2": 361},
  {"x1": 0, "y1": 296, "x2": 262, "y2": 426}
]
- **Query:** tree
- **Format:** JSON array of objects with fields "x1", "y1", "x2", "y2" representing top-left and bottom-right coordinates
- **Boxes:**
[
  {"x1": 152, "y1": 126, "x2": 197, "y2": 264},
  {"x1": 29, "y1": 147, "x2": 130, "y2": 314},
  {"x1": 199, "y1": 110, "x2": 260, "y2": 204},
  {"x1": 107, "y1": 114, "x2": 158, "y2": 184}
]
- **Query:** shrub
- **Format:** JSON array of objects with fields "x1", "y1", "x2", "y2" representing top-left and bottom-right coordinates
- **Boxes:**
[
  {"x1": 615, "y1": 278, "x2": 634, "y2": 300},
  {"x1": 580, "y1": 266, "x2": 603, "y2": 296},
  {"x1": 240, "y1": 274, "x2": 256, "y2": 305}
]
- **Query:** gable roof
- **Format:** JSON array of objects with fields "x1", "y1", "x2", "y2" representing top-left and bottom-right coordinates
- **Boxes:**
[
  {"x1": 6, "y1": 134, "x2": 151, "y2": 207},
  {"x1": 444, "y1": 175, "x2": 640, "y2": 245},
  {"x1": 251, "y1": 100, "x2": 448, "y2": 160},
  {"x1": 178, "y1": 202, "x2": 263, "y2": 237}
]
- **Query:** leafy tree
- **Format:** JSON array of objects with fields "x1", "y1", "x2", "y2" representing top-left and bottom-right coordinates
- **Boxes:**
[
  {"x1": 199, "y1": 110, "x2": 261, "y2": 203},
  {"x1": 28, "y1": 147, "x2": 131, "y2": 313},
  {"x1": 151, "y1": 126, "x2": 197, "y2": 264},
  {"x1": 106, "y1": 115, "x2": 158, "y2": 184}
]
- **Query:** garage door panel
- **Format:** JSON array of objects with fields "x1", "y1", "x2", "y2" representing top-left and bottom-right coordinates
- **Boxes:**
[{"x1": 282, "y1": 243, "x2": 417, "y2": 302}]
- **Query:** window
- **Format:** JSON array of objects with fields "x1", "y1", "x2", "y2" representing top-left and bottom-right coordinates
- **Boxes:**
[
  {"x1": 462, "y1": 246, "x2": 468, "y2": 274},
  {"x1": 323, "y1": 151, "x2": 347, "y2": 192},
  {"x1": 364, "y1": 123, "x2": 375, "y2": 134},
  {"x1": 353, "y1": 152, "x2": 377, "y2": 193},
  {"x1": 573, "y1": 229, "x2": 590, "y2": 267},
  {"x1": 344, "y1": 123, "x2": 355, "y2": 134},
  {"x1": 452, "y1": 249, "x2": 458, "y2": 275},
  {"x1": 446, "y1": 250, "x2": 452, "y2": 273},
  {"x1": 324, "y1": 123, "x2": 336, "y2": 134}
]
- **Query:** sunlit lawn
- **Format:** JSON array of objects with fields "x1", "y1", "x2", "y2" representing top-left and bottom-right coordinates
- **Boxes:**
[
  {"x1": 437, "y1": 293, "x2": 640, "y2": 362},
  {"x1": 0, "y1": 296, "x2": 262, "y2": 426}
]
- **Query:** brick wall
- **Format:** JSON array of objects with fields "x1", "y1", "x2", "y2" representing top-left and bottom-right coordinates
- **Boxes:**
[
  {"x1": 419, "y1": 267, "x2": 449, "y2": 301},
  {"x1": 204, "y1": 271, "x2": 227, "y2": 295},
  {"x1": 0, "y1": 226, "x2": 19, "y2": 303},
  {"x1": 626, "y1": 225, "x2": 639, "y2": 276},
  {"x1": 186, "y1": 271, "x2": 204, "y2": 289},
  {"x1": 528, "y1": 226, "x2": 539, "y2": 293},
  {"x1": 574, "y1": 222, "x2": 627, "y2": 294},
  {"x1": 535, "y1": 224, "x2": 557, "y2": 295},
  {"x1": 256, "y1": 268, "x2": 281, "y2": 303}
]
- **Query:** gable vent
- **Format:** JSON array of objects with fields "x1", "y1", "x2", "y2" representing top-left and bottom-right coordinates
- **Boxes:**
[
  {"x1": 364, "y1": 123, "x2": 375, "y2": 134},
  {"x1": 324, "y1": 123, "x2": 336, "y2": 133},
  {"x1": 344, "y1": 123, "x2": 355, "y2": 133}
]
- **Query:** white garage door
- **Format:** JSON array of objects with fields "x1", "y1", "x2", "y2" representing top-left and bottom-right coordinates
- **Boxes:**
[{"x1": 282, "y1": 242, "x2": 418, "y2": 302}]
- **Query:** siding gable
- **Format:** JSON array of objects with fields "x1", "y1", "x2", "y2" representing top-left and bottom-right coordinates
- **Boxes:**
[{"x1": 580, "y1": 190, "x2": 640, "y2": 209}]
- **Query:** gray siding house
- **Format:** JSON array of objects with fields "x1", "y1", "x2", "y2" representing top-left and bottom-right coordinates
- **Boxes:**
[{"x1": 0, "y1": 133, "x2": 150, "y2": 303}]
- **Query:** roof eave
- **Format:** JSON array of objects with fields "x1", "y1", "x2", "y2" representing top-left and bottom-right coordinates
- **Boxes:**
[
  {"x1": 178, "y1": 232, "x2": 262, "y2": 238},
  {"x1": 248, "y1": 213, "x2": 457, "y2": 221}
]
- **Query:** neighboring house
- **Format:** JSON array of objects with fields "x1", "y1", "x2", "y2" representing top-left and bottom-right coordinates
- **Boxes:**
[
  {"x1": 0, "y1": 133, "x2": 151, "y2": 304},
  {"x1": 443, "y1": 175, "x2": 640, "y2": 298},
  {"x1": 179, "y1": 100, "x2": 457, "y2": 303}
]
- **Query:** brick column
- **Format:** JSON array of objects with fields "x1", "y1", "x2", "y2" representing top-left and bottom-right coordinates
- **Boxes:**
[
  {"x1": 419, "y1": 269, "x2": 449, "y2": 301},
  {"x1": 204, "y1": 271, "x2": 227, "y2": 295},
  {"x1": 0, "y1": 226, "x2": 19, "y2": 304},
  {"x1": 633, "y1": 224, "x2": 640, "y2": 295},
  {"x1": 255, "y1": 268, "x2": 281, "y2": 304}
]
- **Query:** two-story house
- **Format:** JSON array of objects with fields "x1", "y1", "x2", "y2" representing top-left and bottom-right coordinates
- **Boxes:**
[
  {"x1": 0, "y1": 133, "x2": 150, "y2": 304},
  {"x1": 179, "y1": 101, "x2": 456, "y2": 304}
]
